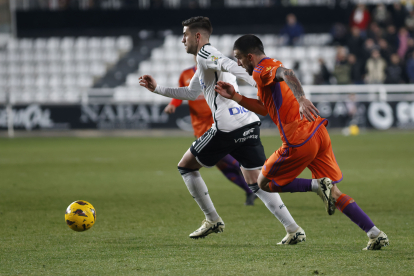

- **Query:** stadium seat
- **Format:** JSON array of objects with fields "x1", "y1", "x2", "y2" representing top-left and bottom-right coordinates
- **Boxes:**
[
  {"x1": 35, "y1": 76, "x2": 49, "y2": 88},
  {"x1": 75, "y1": 37, "x2": 88, "y2": 50},
  {"x1": 279, "y1": 47, "x2": 292, "y2": 60},
  {"x1": 64, "y1": 89, "x2": 81, "y2": 102},
  {"x1": 138, "y1": 61, "x2": 152, "y2": 74},
  {"x1": 302, "y1": 73, "x2": 314, "y2": 85},
  {"x1": 7, "y1": 51, "x2": 20, "y2": 62},
  {"x1": 61, "y1": 37, "x2": 75, "y2": 50},
  {"x1": 6, "y1": 39, "x2": 19, "y2": 52},
  {"x1": 102, "y1": 37, "x2": 116, "y2": 49},
  {"x1": 103, "y1": 50, "x2": 119, "y2": 64},
  {"x1": 88, "y1": 37, "x2": 102, "y2": 49},
  {"x1": 117, "y1": 36, "x2": 133, "y2": 52},
  {"x1": 292, "y1": 47, "x2": 307, "y2": 61},
  {"x1": 126, "y1": 74, "x2": 140, "y2": 87},
  {"x1": 90, "y1": 62, "x2": 107, "y2": 77},
  {"x1": 78, "y1": 75, "x2": 94, "y2": 88},
  {"x1": 46, "y1": 37, "x2": 60, "y2": 51},
  {"x1": 34, "y1": 38, "x2": 47, "y2": 50},
  {"x1": 63, "y1": 75, "x2": 77, "y2": 88},
  {"x1": 19, "y1": 39, "x2": 33, "y2": 51}
]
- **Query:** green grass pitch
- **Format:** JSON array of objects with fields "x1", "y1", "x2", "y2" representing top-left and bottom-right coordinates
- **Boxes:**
[{"x1": 1, "y1": 131, "x2": 414, "y2": 275}]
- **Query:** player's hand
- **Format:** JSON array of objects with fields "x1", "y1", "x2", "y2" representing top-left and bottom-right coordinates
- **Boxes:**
[
  {"x1": 214, "y1": 81, "x2": 236, "y2": 99},
  {"x1": 298, "y1": 96, "x2": 319, "y2": 122},
  {"x1": 139, "y1": 75, "x2": 157, "y2": 92},
  {"x1": 164, "y1": 104, "x2": 176, "y2": 114}
]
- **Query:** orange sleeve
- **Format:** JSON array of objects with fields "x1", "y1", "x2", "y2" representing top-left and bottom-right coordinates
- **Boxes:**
[
  {"x1": 260, "y1": 62, "x2": 283, "y2": 86},
  {"x1": 170, "y1": 98, "x2": 183, "y2": 107}
]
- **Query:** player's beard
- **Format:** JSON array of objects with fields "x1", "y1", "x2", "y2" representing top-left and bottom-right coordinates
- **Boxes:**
[
  {"x1": 186, "y1": 39, "x2": 198, "y2": 55},
  {"x1": 245, "y1": 64, "x2": 254, "y2": 76}
]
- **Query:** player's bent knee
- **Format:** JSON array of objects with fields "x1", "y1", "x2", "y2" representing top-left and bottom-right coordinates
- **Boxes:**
[
  {"x1": 177, "y1": 166, "x2": 199, "y2": 175},
  {"x1": 257, "y1": 173, "x2": 271, "y2": 192}
]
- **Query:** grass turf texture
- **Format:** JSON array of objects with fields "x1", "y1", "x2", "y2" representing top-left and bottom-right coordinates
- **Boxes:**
[{"x1": 1, "y1": 131, "x2": 413, "y2": 275}]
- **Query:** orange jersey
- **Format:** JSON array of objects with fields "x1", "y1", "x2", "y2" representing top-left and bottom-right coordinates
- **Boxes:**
[
  {"x1": 169, "y1": 66, "x2": 214, "y2": 138},
  {"x1": 253, "y1": 57, "x2": 327, "y2": 147}
]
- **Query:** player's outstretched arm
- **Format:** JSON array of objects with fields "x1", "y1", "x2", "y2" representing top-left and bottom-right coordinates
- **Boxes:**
[
  {"x1": 139, "y1": 75, "x2": 157, "y2": 92},
  {"x1": 215, "y1": 81, "x2": 268, "y2": 116},
  {"x1": 275, "y1": 67, "x2": 319, "y2": 122},
  {"x1": 138, "y1": 73, "x2": 202, "y2": 101}
]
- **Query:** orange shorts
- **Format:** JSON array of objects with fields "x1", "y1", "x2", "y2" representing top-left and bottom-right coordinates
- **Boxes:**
[{"x1": 262, "y1": 125, "x2": 343, "y2": 186}]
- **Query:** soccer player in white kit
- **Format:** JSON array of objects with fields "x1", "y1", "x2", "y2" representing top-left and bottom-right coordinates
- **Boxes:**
[{"x1": 139, "y1": 16, "x2": 305, "y2": 244}]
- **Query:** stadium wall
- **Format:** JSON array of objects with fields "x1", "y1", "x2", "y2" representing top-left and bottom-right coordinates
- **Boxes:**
[{"x1": 1, "y1": 100, "x2": 414, "y2": 131}]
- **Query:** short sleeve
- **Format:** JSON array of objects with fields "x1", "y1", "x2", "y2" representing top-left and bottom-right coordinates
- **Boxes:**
[{"x1": 260, "y1": 62, "x2": 284, "y2": 86}]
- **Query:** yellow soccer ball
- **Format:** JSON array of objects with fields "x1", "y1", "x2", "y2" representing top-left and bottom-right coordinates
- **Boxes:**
[
  {"x1": 65, "y1": 200, "x2": 96, "y2": 232},
  {"x1": 349, "y1": 124, "x2": 360, "y2": 136}
]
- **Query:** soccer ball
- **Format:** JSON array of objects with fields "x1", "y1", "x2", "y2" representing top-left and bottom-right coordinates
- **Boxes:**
[{"x1": 65, "y1": 200, "x2": 96, "y2": 232}]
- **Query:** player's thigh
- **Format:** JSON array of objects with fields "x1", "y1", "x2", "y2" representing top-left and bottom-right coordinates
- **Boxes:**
[
  {"x1": 178, "y1": 148, "x2": 202, "y2": 170},
  {"x1": 229, "y1": 126, "x2": 266, "y2": 171},
  {"x1": 190, "y1": 128, "x2": 232, "y2": 168},
  {"x1": 307, "y1": 126, "x2": 343, "y2": 183},
  {"x1": 263, "y1": 142, "x2": 318, "y2": 186}
]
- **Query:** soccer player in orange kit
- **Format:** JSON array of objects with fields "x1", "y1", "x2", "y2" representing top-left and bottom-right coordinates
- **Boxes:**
[
  {"x1": 164, "y1": 60, "x2": 257, "y2": 205},
  {"x1": 214, "y1": 34, "x2": 389, "y2": 250}
]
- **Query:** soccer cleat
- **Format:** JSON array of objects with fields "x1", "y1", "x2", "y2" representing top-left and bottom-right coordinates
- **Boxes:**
[
  {"x1": 189, "y1": 217, "x2": 225, "y2": 239},
  {"x1": 317, "y1": 177, "x2": 336, "y2": 215},
  {"x1": 245, "y1": 193, "x2": 257, "y2": 206},
  {"x1": 363, "y1": 231, "x2": 389, "y2": 250},
  {"x1": 277, "y1": 227, "x2": 306, "y2": 245}
]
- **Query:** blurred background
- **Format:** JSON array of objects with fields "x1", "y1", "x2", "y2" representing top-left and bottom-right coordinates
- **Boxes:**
[{"x1": 1, "y1": 0, "x2": 414, "y2": 135}]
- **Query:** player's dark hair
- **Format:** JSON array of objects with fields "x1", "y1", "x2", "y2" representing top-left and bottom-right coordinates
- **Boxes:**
[
  {"x1": 233, "y1": 35, "x2": 265, "y2": 56},
  {"x1": 182, "y1": 16, "x2": 213, "y2": 36}
]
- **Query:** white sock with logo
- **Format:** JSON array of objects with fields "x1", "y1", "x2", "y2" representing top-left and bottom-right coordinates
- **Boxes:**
[
  {"x1": 249, "y1": 184, "x2": 299, "y2": 233},
  {"x1": 181, "y1": 170, "x2": 219, "y2": 222}
]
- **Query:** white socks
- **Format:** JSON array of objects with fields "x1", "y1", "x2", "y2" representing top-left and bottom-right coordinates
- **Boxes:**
[
  {"x1": 367, "y1": 226, "x2": 381, "y2": 239},
  {"x1": 181, "y1": 170, "x2": 219, "y2": 222},
  {"x1": 311, "y1": 179, "x2": 319, "y2": 193},
  {"x1": 252, "y1": 185, "x2": 299, "y2": 233}
]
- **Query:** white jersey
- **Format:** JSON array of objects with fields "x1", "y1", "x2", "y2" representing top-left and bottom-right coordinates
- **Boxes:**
[{"x1": 154, "y1": 43, "x2": 260, "y2": 132}]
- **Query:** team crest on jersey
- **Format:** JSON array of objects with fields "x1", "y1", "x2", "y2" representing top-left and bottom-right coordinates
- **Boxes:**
[{"x1": 211, "y1": 56, "x2": 220, "y2": 65}]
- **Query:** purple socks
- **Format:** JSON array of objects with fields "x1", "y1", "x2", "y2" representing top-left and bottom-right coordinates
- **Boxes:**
[
  {"x1": 269, "y1": 178, "x2": 312, "y2": 193},
  {"x1": 336, "y1": 194, "x2": 375, "y2": 233},
  {"x1": 216, "y1": 155, "x2": 252, "y2": 194}
]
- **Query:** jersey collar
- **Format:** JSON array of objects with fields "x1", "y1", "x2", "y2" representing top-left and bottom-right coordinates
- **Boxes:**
[
  {"x1": 253, "y1": 57, "x2": 270, "y2": 74},
  {"x1": 198, "y1": 43, "x2": 211, "y2": 54},
  {"x1": 257, "y1": 57, "x2": 270, "y2": 66}
]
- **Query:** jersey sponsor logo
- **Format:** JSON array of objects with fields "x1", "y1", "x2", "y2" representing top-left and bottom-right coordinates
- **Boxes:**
[
  {"x1": 243, "y1": 128, "x2": 255, "y2": 136},
  {"x1": 234, "y1": 134, "x2": 258, "y2": 143},
  {"x1": 266, "y1": 66, "x2": 275, "y2": 76},
  {"x1": 228, "y1": 106, "x2": 250, "y2": 115}
]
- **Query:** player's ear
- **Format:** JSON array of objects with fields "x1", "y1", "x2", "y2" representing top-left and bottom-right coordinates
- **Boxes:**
[{"x1": 247, "y1": 53, "x2": 254, "y2": 61}]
